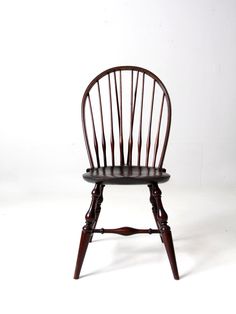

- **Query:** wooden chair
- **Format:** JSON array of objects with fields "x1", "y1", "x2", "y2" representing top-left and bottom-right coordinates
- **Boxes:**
[{"x1": 74, "y1": 66, "x2": 179, "y2": 280}]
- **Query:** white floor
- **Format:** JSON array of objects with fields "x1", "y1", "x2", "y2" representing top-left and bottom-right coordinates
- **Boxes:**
[{"x1": 1, "y1": 179, "x2": 236, "y2": 314}]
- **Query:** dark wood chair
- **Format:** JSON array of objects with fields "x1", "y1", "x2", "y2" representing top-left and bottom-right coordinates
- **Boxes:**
[{"x1": 74, "y1": 66, "x2": 179, "y2": 280}]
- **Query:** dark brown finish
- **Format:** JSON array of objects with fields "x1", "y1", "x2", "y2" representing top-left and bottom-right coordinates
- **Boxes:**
[
  {"x1": 93, "y1": 227, "x2": 160, "y2": 236},
  {"x1": 89, "y1": 184, "x2": 104, "y2": 242},
  {"x1": 153, "y1": 93, "x2": 165, "y2": 167},
  {"x1": 97, "y1": 81, "x2": 107, "y2": 167},
  {"x1": 113, "y1": 71, "x2": 125, "y2": 166},
  {"x1": 74, "y1": 183, "x2": 104, "y2": 279},
  {"x1": 81, "y1": 66, "x2": 171, "y2": 169},
  {"x1": 148, "y1": 184, "x2": 179, "y2": 280},
  {"x1": 137, "y1": 72, "x2": 145, "y2": 166},
  {"x1": 88, "y1": 94, "x2": 98, "y2": 168},
  {"x1": 145, "y1": 80, "x2": 156, "y2": 166},
  {"x1": 127, "y1": 70, "x2": 139, "y2": 166},
  {"x1": 108, "y1": 73, "x2": 115, "y2": 166},
  {"x1": 83, "y1": 166, "x2": 170, "y2": 185},
  {"x1": 75, "y1": 66, "x2": 179, "y2": 280}
]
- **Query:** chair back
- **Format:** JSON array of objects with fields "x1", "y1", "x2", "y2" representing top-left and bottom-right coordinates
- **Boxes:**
[{"x1": 81, "y1": 66, "x2": 171, "y2": 169}]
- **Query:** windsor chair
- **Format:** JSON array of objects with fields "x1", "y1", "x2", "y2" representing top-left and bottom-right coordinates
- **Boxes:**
[{"x1": 74, "y1": 66, "x2": 179, "y2": 280}]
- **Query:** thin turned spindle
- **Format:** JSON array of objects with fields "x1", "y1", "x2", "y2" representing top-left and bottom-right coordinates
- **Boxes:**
[
  {"x1": 108, "y1": 74, "x2": 115, "y2": 166},
  {"x1": 145, "y1": 80, "x2": 156, "y2": 166},
  {"x1": 127, "y1": 70, "x2": 133, "y2": 165},
  {"x1": 152, "y1": 93, "x2": 165, "y2": 167},
  {"x1": 119, "y1": 71, "x2": 124, "y2": 165},
  {"x1": 88, "y1": 94, "x2": 100, "y2": 167},
  {"x1": 113, "y1": 72, "x2": 120, "y2": 124},
  {"x1": 82, "y1": 106, "x2": 94, "y2": 169},
  {"x1": 114, "y1": 72, "x2": 124, "y2": 165},
  {"x1": 137, "y1": 73, "x2": 145, "y2": 166},
  {"x1": 114, "y1": 71, "x2": 124, "y2": 166},
  {"x1": 127, "y1": 71, "x2": 139, "y2": 165},
  {"x1": 97, "y1": 81, "x2": 107, "y2": 167}
]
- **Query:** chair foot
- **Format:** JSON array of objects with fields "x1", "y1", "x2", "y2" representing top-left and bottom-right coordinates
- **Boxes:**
[
  {"x1": 161, "y1": 227, "x2": 179, "y2": 280},
  {"x1": 148, "y1": 184, "x2": 179, "y2": 280},
  {"x1": 74, "y1": 229, "x2": 91, "y2": 279},
  {"x1": 74, "y1": 184, "x2": 104, "y2": 279}
]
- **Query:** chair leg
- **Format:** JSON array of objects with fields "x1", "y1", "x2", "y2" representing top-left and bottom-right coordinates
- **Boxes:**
[
  {"x1": 74, "y1": 183, "x2": 105, "y2": 279},
  {"x1": 149, "y1": 185, "x2": 163, "y2": 243},
  {"x1": 148, "y1": 184, "x2": 179, "y2": 280},
  {"x1": 89, "y1": 184, "x2": 104, "y2": 242}
]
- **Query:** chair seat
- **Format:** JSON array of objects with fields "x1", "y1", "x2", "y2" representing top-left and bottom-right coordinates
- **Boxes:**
[{"x1": 83, "y1": 166, "x2": 170, "y2": 185}]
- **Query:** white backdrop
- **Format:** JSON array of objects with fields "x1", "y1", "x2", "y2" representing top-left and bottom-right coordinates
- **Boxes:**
[
  {"x1": 1, "y1": 0, "x2": 236, "y2": 192},
  {"x1": 1, "y1": 2, "x2": 236, "y2": 314}
]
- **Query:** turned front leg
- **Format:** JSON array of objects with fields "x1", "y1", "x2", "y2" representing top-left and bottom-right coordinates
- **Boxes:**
[
  {"x1": 74, "y1": 183, "x2": 104, "y2": 279},
  {"x1": 149, "y1": 184, "x2": 164, "y2": 242},
  {"x1": 148, "y1": 184, "x2": 179, "y2": 280},
  {"x1": 90, "y1": 184, "x2": 104, "y2": 242}
]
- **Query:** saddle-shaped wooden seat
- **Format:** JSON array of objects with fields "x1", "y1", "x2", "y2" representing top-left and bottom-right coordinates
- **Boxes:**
[{"x1": 83, "y1": 166, "x2": 170, "y2": 185}]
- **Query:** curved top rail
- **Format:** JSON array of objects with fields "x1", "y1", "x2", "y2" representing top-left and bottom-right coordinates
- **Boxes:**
[{"x1": 81, "y1": 66, "x2": 172, "y2": 170}]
